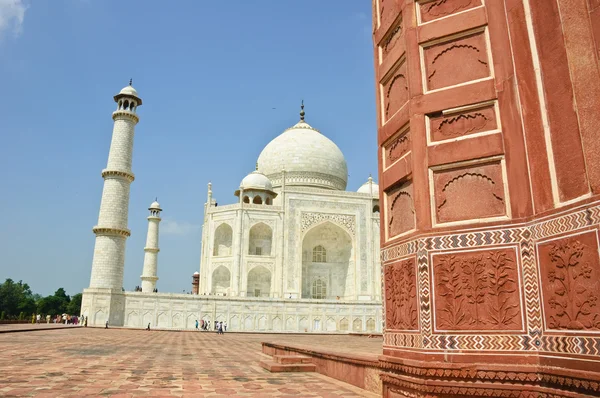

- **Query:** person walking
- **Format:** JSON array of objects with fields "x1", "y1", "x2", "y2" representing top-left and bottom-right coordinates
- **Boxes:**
[
  {"x1": 224, "y1": 321, "x2": 227, "y2": 332},
  {"x1": 105, "y1": 321, "x2": 109, "y2": 329},
  {"x1": 195, "y1": 319, "x2": 199, "y2": 330}
]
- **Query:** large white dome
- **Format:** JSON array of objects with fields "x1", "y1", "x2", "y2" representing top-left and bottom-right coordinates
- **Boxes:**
[{"x1": 257, "y1": 119, "x2": 348, "y2": 191}]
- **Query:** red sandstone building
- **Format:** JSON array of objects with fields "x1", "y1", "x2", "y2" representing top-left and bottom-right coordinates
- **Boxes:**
[{"x1": 373, "y1": 0, "x2": 600, "y2": 396}]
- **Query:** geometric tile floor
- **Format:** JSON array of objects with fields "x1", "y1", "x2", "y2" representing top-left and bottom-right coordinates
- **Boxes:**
[{"x1": 0, "y1": 328, "x2": 380, "y2": 397}]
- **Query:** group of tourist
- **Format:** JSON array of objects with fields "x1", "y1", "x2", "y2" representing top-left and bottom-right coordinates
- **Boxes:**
[
  {"x1": 195, "y1": 319, "x2": 227, "y2": 333},
  {"x1": 133, "y1": 286, "x2": 158, "y2": 292},
  {"x1": 33, "y1": 313, "x2": 87, "y2": 326}
]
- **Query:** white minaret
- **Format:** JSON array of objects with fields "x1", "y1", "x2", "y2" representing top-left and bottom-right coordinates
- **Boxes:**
[
  {"x1": 88, "y1": 81, "x2": 142, "y2": 291},
  {"x1": 141, "y1": 200, "x2": 162, "y2": 292}
]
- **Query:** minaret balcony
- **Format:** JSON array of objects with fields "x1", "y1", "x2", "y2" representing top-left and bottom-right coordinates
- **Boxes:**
[
  {"x1": 111, "y1": 110, "x2": 139, "y2": 123},
  {"x1": 92, "y1": 226, "x2": 131, "y2": 237},
  {"x1": 101, "y1": 169, "x2": 135, "y2": 182}
]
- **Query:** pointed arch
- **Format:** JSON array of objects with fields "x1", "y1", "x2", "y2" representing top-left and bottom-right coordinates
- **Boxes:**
[
  {"x1": 248, "y1": 222, "x2": 272, "y2": 256},
  {"x1": 213, "y1": 223, "x2": 233, "y2": 256},
  {"x1": 247, "y1": 265, "x2": 271, "y2": 297},
  {"x1": 211, "y1": 265, "x2": 230, "y2": 295},
  {"x1": 301, "y1": 221, "x2": 353, "y2": 300}
]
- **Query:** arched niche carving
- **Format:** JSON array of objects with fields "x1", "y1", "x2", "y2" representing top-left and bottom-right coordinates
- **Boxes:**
[
  {"x1": 213, "y1": 223, "x2": 233, "y2": 256},
  {"x1": 248, "y1": 222, "x2": 273, "y2": 256},
  {"x1": 211, "y1": 265, "x2": 230, "y2": 295}
]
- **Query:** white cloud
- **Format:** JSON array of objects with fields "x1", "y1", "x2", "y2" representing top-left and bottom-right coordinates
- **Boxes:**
[
  {"x1": 161, "y1": 219, "x2": 200, "y2": 236},
  {"x1": 0, "y1": 0, "x2": 27, "y2": 40}
]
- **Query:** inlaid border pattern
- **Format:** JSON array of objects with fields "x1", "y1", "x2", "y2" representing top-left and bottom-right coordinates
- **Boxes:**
[{"x1": 382, "y1": 203, "x2": 600, "y2": 356}]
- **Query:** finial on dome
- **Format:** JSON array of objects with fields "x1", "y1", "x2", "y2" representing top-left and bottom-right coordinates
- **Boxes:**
[
  {"x1": 300, "y1": 100, "x2": 305, "y2": 121},
  {"x1": 129, "y1": 78, "x2": 133, "y2": 86},
  {"x1": 255, "y1": 162, "x2": 259, "y2": 171},
  {"x1": 155, "y1": 196, "x2": 158, "y2": 202}
]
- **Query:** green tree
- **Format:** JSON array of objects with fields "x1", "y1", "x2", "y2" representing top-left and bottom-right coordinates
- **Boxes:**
[
  {"x1": 66, "y1": 293, "x2": 82, "y2": 315},
  {"x1": 0, "y1": 279, "x2": 37, "y2": 318},
  {"x1": 37, "y1": 288, "x2": 71, "y2": 316}
]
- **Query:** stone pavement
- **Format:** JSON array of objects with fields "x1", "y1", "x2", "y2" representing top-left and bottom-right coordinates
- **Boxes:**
[
  {"x1": 0, "y1": 328, "x2": 380, "y2": 397},
  {"x1": 0, "y1": 323, "x2": 81, "y2": 333}
]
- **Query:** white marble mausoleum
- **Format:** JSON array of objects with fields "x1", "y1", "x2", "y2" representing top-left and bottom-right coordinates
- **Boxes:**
[{"x1": 82, "y1": 84, "x2": 382, "y2": 333}]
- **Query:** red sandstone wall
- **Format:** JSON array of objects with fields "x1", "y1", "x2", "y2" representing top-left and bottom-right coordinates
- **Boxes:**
[{"x1": 374, "y1": 1, "x2": 600, "y2": 396}]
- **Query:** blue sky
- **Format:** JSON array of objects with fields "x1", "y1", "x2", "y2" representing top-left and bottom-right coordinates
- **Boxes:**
[{"x1": 0, "y1": 1, "x2": 377, "y2": 297}]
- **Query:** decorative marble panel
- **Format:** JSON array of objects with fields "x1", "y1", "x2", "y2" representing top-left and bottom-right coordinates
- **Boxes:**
[
  {"x1": 301, "y1": 212, "x2": 356, "y2": 236},
  {"x1": 419, "y1": 0, "x2": 483, "y2": 24},
  {"x1": 433, "y1": 160, "x2": 506, "y2": 224},
  {"x1": 429, "y1": 101, "x2": 497, "y2": 143},
  {"x1": 382, "y1": 59, "x2": 409, "y2": 122},
  {"x1": 386, "y1": 181, "x2": 415, "y2": 239},
  {"x1": 423, "y1": 29, "x2": 490, "y2": 91},
  {"x1": 538, "y1": 230, "x2": 600, "y2": 332},
  {"x1": 432, "y1": 248, "x2": 523, "y2": 332}
]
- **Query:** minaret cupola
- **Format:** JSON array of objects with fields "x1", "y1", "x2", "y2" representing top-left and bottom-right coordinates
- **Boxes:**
[{"x1": 114, "y1": 79, "x2": 142, "y2": 115}]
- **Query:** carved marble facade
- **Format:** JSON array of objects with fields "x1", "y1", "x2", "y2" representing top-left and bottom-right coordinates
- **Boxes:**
[{"x1": 199, "y1": 188, "x2": 381, "y2": 303}]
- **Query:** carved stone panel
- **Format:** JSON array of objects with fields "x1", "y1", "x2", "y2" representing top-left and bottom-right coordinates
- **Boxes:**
[
  {"x1": 423, "y1": 29, "x2": 490, "y2": 91},
  {"x1": 384, "y1": 258, "x2": 419, "y2": 331},
  {"x1": 433, "y1": 160, "x2": 506, "y2": 224},
  {"x1": 419, "y1": 0, "x2": 483, "y2": 24},
  {"x1": 386, "y1": 181, "x2": 415, "y2": 239},
  {"x1": 382, "y1": 59, "x2": 409, "y2": 123},
  {"x1": 380, "y1": 18, "x2": 403, "y2": 63},
  {"x1": 432, "y1": 248, "x2": 523, "y2": 331},
  {"x1": 538, "y1": 231, "x2": 600, "y2": 332},
  {"x1": 384, "y1": 126, "x2": 410, "y2": 168},
  {"x1": 378, "y1": 0, "x2": 401, "y2": 31},
  {"x1": 429, "y1": 102, "x2": 497, "y2": 143}
]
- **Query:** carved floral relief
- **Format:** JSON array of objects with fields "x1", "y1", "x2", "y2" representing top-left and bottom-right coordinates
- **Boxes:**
[
  {"x1": 429, "y1": 102, "x2": 497, "y2": 142},
  {"x1": 423, "y1": 30, "x2": 490, "y2": 91},
  {"x1": 382, "y1": 59, "x2": 409, "y2": 122},
  {"x1": 433, "y1": 161, "x2": 506, "y2": 224},
  {"x1": 538, "y1": 231, "x2": 600, "y2": 331},
  {"x1": 433, "y1": 248, "x2": 523, "y2": 331},
  {"x1": 386, "y1": 181, "x2": 415, "y2": 239},
  {"x1": 385, "y1": 258, "x2": 419, "y2": 330},
  {"x1": 419, "y1": 0, "x2": 482, "y2": 24}
]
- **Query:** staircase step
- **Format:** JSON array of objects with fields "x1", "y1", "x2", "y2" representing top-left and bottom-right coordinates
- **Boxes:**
[
  {"x1": 259, "y1": 360, "x2": 316, "y2": 373},
  {"x1": 273, "y1": 354, "x2": 313, "y2": 364}
]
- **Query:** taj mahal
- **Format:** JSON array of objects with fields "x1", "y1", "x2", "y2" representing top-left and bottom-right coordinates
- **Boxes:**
[{"x1": 81, "y1": 83, "x2": 383, "y2": 332}]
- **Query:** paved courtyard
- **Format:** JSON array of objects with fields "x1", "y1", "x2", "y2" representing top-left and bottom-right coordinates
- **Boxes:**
[{"x1": 0, "y1": 328, "x2": 380, "y2": 397}]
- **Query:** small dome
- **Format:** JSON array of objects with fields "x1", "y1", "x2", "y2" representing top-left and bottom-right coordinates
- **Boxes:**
[
  {"x1": 357, "y1": 177, "x2": 379, "y2": 199},
  {"x1": 114, "y1": 81, "x2": 142, "y2": 105},
  {"x1": 240, "y1": 170, "x2": 273, "y2": 191},
  {"x1": 119, "y1": 85, "x2": 139, "y2": 97},
  {"x1": 149, "y1": 201, "x2": 161, "y2": 210},
  {"x1": 193, "y1": 271, "x2": 199, "y2": 275}
]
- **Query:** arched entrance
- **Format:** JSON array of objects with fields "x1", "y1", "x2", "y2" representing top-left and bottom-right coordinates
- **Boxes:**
[{"x1": 301, "y1": 221, "x2": 354, "y2": 299}]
